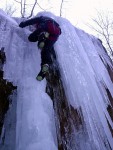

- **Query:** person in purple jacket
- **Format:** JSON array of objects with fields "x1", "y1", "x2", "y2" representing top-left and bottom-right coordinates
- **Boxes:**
[{"x1": 19, "y1": 15, "x2": 61, "y2": 81}]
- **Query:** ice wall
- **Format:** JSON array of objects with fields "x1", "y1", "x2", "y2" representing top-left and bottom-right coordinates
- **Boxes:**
[{"x1": 0, "y1": 10, "x2": 113, "y2": 150}]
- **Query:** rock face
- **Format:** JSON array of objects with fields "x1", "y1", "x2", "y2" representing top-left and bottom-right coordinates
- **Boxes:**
[
  {"x1": 46, "y1": 49, "x2": 83, "y2": 149},
  {"x1": 106, "y1": 65, "x2": 113, "y2": 136},
  {"x1": 0, "y1": 47, "x2": 17, "y2": 136}
]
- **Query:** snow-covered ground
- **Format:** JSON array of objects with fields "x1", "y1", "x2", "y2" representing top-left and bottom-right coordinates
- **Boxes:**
[{"x1": 0, "y1": 10, "x2": 113, "y2": 150}]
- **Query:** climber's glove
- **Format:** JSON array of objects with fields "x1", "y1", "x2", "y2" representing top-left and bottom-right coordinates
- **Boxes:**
[{"x1": 19, "y1": 22, "x2": 26, "y2": 28}]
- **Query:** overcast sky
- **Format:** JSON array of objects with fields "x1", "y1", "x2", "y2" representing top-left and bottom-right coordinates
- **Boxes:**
[{"x1": 0, "y1": 0, "x2": 113, "y2": 34}]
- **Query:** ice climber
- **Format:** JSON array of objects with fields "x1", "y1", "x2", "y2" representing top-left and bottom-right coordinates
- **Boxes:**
[{"x1": 19, "y1": 13, "x2": 61, "y2": 81}]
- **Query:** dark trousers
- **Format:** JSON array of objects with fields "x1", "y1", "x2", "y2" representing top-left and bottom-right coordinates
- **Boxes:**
[
  {"x1": 41, "y1": 40, "x2": 56, "y2": 66},
  {"x1": 28, "y1": 32, "x2": 57, "y2": 66}
]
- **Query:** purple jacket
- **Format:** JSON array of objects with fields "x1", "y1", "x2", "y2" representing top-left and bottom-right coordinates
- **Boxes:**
[{"x1": 20, "y1": 16, "x2": 61, "y2": 41}]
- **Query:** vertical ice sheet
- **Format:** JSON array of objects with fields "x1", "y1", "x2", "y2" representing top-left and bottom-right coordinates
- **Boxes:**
[
  {"x1": 0, "y1": 11, "x2": 57, "y2": 150},
  {"x1": 16, "y1": 79, "x2": 57, "y2": 150},
  {"x1": 55, "y1": 17, "x2": 113, "y2": 149}
]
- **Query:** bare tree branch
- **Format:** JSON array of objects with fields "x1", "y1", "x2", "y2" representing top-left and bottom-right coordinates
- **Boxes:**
[
  {"x1": 3, "y1": 1, "x2": 17, "y2": 16},
  {"x1": 20, "y1": 0, "x2": 23, "y2": 17},
  {"x1": 87, "y1": 10, "x2": 113, "y2": 58},
  {"x1": 27, "y1": 0, "x2": 37, "y2": 18},
  {"x1": 14, "y1": 0, "x2": 21, "y2": 3},
  {"x1": 60, "y1": 0, "x2": 63, "y2": 17},
  {"x1": 36, "y1": 2, "x2": 46, "y2": 11},
  {"x1": 15, "y1": 0, "x2": 38, "y2": 18}
]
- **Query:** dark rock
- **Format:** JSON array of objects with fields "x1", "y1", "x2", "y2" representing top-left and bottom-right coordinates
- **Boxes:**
[
  {"x1": 0, "y1": 48, "x2": 17, "y2": 135},
  {"x1": 46, "y1": 48, "x2": 83, "y2": 149},
  {"x1": 0, "y1": 47, "x2": 6, "y2": 64}
]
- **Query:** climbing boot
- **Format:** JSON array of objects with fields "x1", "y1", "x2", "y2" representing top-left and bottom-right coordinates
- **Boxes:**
[{"x1": 36, "y1": 64, "x2": 49, "y2": 81}]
